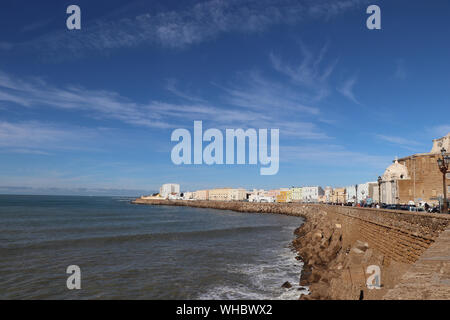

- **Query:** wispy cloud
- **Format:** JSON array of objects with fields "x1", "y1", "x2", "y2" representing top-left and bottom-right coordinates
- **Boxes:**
[
  {"x1": 0, "y1": 69, "x2": 329, "y2": 139},
  {"x1": 0, "y1": 71, "x2": 172, "y2": 129},
  {"x1": 21, "y1": 19, "x2": 53, "y2": 33},
  {"x1": 10, "y1": 0, "x2": 368, "y2": 59},
  {"x1": 430, "y1": 125, "x2": 450, "y2": 137},
  {"x1": 337, "y1": 75, "x2": 359, "y2": 104},
  {"x1": 282, "y1": 144, "x2": 391, "y2": 169},
  {"x1": 0, "y1": 121, "x2": 100, "y2": 153},
  {"x1": 376, "y1": 134, "x2": 421, "y2": 146},
  {"x1": 375, "y1": 134, "x2": 424, "y2": 152},
  {"x1": 218, "y1": 70, "x2": 320, "y2": 114},
  {"x1": 270, "y1": 42, "x2": 337, "y2": 101}
]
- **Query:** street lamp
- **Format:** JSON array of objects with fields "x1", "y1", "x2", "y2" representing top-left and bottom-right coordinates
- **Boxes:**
[
  {"x1": 437, "y1": 148, "x2": 449, "y2": 213},
  {"x1": 377, "y1": 176, "x2": 382, "y2": 206}
]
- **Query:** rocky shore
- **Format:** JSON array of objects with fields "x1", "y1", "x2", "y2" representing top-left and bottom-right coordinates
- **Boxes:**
[{"x1": 132, "y1": 198, "x2": 449, "y2": 300}]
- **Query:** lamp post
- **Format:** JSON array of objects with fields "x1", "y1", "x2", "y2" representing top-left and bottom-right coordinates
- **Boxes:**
[
  {"x1": 437, "y1": 148, "x2": 449, "y2": 213},
  {"x1": 377, "y1": 176, "x2": 382, "y2": 206}
]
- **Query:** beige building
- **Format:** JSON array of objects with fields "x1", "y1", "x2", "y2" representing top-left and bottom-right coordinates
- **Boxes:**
[
  {"x1": 209, "y1": 188, "x2": 231, "y2": 201},
  {"x1": 209, "y1": 188, "x2": 248, "y2": 201},
  {"x1": 290, "y1": 187, "x2": 303, "y2": 202},
  {"x1": 331, "y1": 188, "x2": 346, "y2": 204},
  {"x1": 318, "y1": 195, "x2": 327, "y2": 203},
  {"x1": 230, "y1": 188, "x2": 248, "y2": 201},
  {"x1": 193, "y1": 190, "x2": 209, "y2": 200}
]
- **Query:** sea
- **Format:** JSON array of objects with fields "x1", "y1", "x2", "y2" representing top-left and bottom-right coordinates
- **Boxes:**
[{"x1": 0, "y1": 195, "x2": 307, "y2": 299}]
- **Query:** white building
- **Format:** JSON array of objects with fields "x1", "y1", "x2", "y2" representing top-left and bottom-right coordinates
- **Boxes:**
[
  {"x1": 249, "y1": 194, "x2": 275, "y2": 203},
  {"x1": 302, "y1": 186, "x2": 324, "y2": 203},
  {"x1": 183, "y1": 192, "x2": 194, "y2": 200},
  {"x1": 346, "y1": 185, "x2": 357, "y2": 203},
  {"x1": 357, "y1": 182, "x2": 378, "y2": 203},
  {"x1": 324, "y1": 186, "x2": 333, "y2": 202},
  {"x1": 380, "y1": 158, "x2": 410, "y2": 204},
  {"x1": 160, "y1": 183, "x2": 180, "y2": 199}
]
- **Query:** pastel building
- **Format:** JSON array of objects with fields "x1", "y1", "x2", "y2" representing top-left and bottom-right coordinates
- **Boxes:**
[
  {"x1": 324, "y1": 186, "x2": 333, "y2": 202},
  {"x1": 332, "y1": 188, "x2": 346, "y2": 204},
  {"x1": 193, "y1": 190, "x2": 209, "y2": 200},
  {"x1": 276, "y1": 189, "x2": 292, "y2": 203},
  {"x1": 229, "y1": 188, "x2": 248, "y2": 201},
  {"x1": 209, "y1": 188, "x2": 233, "y2": 201},
  {"x1": 302, "y1": 186, "x2": 324, "y2": 203},
  {"x1": 266, "y1": 189, "x2": 281, "y2": 199},
  {"x1": 290, "y1": 187, "x2": 303, "y2": 202},
  {"x1": 318, "y1": 195, "x2": 327, "y2": 203}
]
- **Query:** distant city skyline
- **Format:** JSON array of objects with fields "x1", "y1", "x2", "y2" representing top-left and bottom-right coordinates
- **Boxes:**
[{"x1": 1, "y1": 0, "x2": 450, "y2": 195}]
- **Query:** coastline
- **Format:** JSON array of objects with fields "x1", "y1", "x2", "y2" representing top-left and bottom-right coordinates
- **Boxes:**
[{"x1": 132, "y1": 198, "x2": 450, "y2": 300}]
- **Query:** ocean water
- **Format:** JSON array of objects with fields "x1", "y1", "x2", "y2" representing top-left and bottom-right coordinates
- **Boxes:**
[{"x1": 0, "y1": 195, "x2": 307, "y2": 299}]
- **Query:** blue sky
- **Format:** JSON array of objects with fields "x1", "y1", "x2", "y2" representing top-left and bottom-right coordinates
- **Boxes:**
[{"x1": 0, "y1": 0, "x2": 449, "y2": 196}]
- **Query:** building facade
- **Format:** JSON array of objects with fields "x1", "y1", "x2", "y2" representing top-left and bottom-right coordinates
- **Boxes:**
[
  {"x1": 302, "y1": 186, "x2": 324, "y2": 203},
  {"x1": 345, "y1": 185, "x2": 357, "y2": 204},
  {"x1": 324, "y1": 186, "x2": 333, "y2": 203},
  {"x1": 229, "y1": 188, "x2": 248, "y2": 201},
  {"x1": 183, "y1": 192, "x2": 194, "y2": 200},
  {"x1": 290, "y1": 187, "x2": 303, "y2": 202},
  {"x1": 276, "y1": 189, "x2": 291, "y2": 203},
  {"x1": 193, "y1": 190, "x2": 209, "y2": 200},
  {"x1": 208, "y1": 188, "x2": 233, "y2": 201},
  {"x1": 266, "y1": 189, "x2": 281, "y2": 199},
  {"x1": 160, "y1": 183, "x2": 180, "y2": 199},
  {"x1": 331, "y1": 188, "x2": 346, "y2": 204},
  {"x1": 380, "y1": 133, "x2": 450, "y2": 205}
]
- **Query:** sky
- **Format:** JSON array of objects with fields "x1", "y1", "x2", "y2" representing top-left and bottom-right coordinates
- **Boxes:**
[{"x1": 0, "y1": 0, "x2": 449, "y2": 196}]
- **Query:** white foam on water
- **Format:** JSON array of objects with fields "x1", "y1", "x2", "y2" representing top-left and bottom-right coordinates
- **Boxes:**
[{"x1": 197, "y1": 245, "x2": 310, "y2": 300}]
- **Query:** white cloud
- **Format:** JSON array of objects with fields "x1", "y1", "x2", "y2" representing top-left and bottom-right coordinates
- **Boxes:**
[
  {"x1": 376, "y1": 134, "x2": 420, "y2": 146},
  {"x1": 269, "y1": 42, "x2": 337, "y2": 101},
  {"x1": 375, "y1": 134, "x2": 424, "y2": 152},
  {"x1": 431, "y1": 125, "x2": 450, "y2": 137},
  {"x1": 0, "y1": 69, "x2": 329, "y2": 140},
  {"x1": 0, "y1": 121, "x2": 99, "y2": 152},
  {"x1": 337, "y1": 75, "x2": 359, "y2": 104},
  {"x1": 14, "y1": 0, "x2": 369, "y2": 59},
  {"x1": 282, "y1": 144, "x2": 390, "y2": 169}
]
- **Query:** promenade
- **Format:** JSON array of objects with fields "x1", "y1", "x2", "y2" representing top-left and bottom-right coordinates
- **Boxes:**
[{"x1": 383, "y1": 224, "x2": 450, "y2": 299}]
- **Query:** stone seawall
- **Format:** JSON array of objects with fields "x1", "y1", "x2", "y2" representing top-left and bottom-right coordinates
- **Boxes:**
[{"x1": 132, "y1": 199, "x2": 450, "y2": 300}]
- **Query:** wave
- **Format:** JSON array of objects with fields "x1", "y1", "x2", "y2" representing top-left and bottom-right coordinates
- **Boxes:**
[
  {"x1": 197, "y1": 246, "x2": 309, "y2": 300},
  {"x1": 1, "y1": 225, "x2": 279, "y2": 252}
]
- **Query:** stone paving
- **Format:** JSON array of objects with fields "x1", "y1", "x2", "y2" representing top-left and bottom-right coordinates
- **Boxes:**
[{"x1": 384, "y1": 225, "x2": 450, "y2": 299}]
